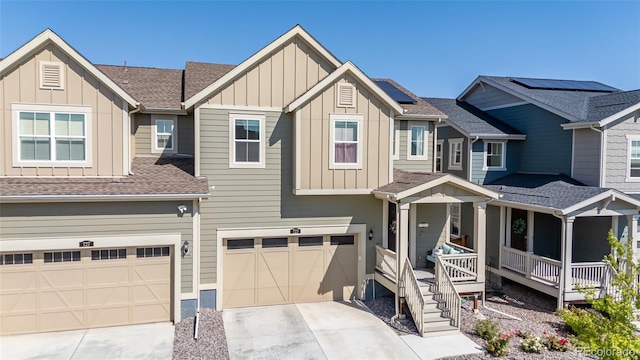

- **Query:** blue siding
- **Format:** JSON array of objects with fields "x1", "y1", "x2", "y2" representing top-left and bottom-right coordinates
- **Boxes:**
[
  {"x1": 471, "y1": 140, "x2": 519, "y2": 185},
  {"x1": 487, "y1": 104, "x2": 572, "y2": 175},
  {"x1": 437, "y1": 125, "x2": 468, "y2": 179}
]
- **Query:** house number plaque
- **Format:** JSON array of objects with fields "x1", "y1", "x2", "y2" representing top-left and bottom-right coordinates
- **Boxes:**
[
  {"x1": 79, "y1": 240, "x2": 94, "y2": 247},
  {"x1": 290, "y1": 228, "x2": 301, "y2": 234}
]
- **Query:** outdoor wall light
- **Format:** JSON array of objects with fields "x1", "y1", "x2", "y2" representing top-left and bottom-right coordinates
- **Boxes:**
[
  {"x1": 368, "y1": 229, "x2": 374, "y2": 240},
  {"x1": 182, "y1": 240, "x2": 190, "y2": 257},
  {"x1": 177, "y1": 204, "x2": 188, "y2": 214}
]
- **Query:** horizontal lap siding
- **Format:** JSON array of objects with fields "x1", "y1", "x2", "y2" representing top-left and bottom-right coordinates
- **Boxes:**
[
  {"x1": 0, "y1": 201, "x2": 194, "y2": 293},
  {"x1": 471, "y1": 140, "x2": 519, "y2": 185},
  {"x1": 465, "y1": 84, "x2": 524, "y2": 110},
  {"x1": 436, "y1": 126, "x2": 467, "y2": 179},
  {"x1": 605, "y1": 112, "x2": 640, "y2": 192},
  {"x1": 394, "y1": 120, "x2": 434, "y2": 173},
  {"x1": 0, "y1": 43, "x2": 125, "y2": 176},
  {"x1": 573, "y1": 128, "x2": 601, "y2": 186},
  {"x1": 133, "y1": 114, "x2": 194, "y2": 156}
]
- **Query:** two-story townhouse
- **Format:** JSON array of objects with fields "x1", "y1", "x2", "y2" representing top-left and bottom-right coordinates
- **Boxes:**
[{"x1": 0, "y1": 30, "x2": 208, "y2": 335}]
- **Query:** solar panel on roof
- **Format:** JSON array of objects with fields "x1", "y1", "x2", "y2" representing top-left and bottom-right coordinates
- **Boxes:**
[
  {"x1": 510, "y1": 77, "x2": 618, "y2": 92},
  {"x1": 374, "y1": 80, "x2": 417, "y2": 104}
]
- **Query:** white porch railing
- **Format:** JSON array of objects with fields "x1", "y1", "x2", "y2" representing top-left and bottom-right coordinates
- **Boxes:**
[
  {"x1": 571, "y1": 262, "x2": 607, "y2": 289},
  {"x1": 402, "y1": 258, "x2": 426, "y2": 335},
  {"x1": 440, "y1": 253, "x2": 478, "y2": 282},
  {"x1": 435, "y1": 255, "x2": 461, "y2": 328},
  {"x1": 531, "y1": 254, "x2": 561, "y2": 284},
  {"x1": 500, "y1": 246, "x2": 561, "y2": 286},
  {"x1": 501, "y1": 246, "x2": 528, "y2": 274},
  {"x1": 375, "y1": 245, "x2": 397, "y2": 282}
]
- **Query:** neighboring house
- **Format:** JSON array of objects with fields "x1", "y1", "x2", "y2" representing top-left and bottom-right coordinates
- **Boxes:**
[{"x1": 0, "y1": 26, "x2": 498, "y2": 338}]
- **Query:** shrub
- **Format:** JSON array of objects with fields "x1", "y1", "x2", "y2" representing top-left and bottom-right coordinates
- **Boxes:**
[
  {"x1": 486, "y1": 330, "x2": 516, "y2": 357},
  {"x1": 542, "y1": 331, "x2": 572, "y2": 352},
  {"x1": 519, "y1": 332, "x2": 544, "y2": 354},
  {"x1": 475, "y1": 319, "x2": 499, "y2": 340}
]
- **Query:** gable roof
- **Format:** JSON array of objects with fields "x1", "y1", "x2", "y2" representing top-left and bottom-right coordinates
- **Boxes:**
[
  {"x1": 423, "y1": 98, "x2": 525, "y2": 139},
  {"x1": 184, "y1": 25, "x2": 342, "y2": 109},
  {"x1": 97, "y1": 65, "x2": 183, "y2": 110},
  {"x1": 285, "y1": 62, "x2": 404, "y2": 115},
  {"x1": 184, "y1": 61, "x2": 236, "y2": 100},
  {"x1": 0, "y1": 29, "x2": 138, "y2": 107},
  {"x1": 373, "y1": 78, "x2": 446, "y2": 118}
]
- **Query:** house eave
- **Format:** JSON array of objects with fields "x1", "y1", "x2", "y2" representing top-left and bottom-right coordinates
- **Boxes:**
[{"x1": 0, "y1": 193, "x2": 209, "y2": 203}]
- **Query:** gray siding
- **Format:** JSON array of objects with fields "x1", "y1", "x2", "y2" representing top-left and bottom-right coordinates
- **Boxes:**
[
  {"x1": 0, "y1": 201, "x2": 194, "y2": 293},
  {"x1": 465, "y1": 84, "x2": 525, "y2": 110},
  {"x1": 533, "y1": 213, "x2": 561, "y2": 260},
  {"x1": 572, "y1": 128, "x2": 601, "y2": 186},
  {"x1": 199, "y1": 108, "x2": 383, "y2": 283},
  {"x1": 487, "y1": 104, "x2": 572, "y2": 175},
  {"x1": 133, "y1": 114, "x2": 194, "y2": 156},
  {"x1": 460, "y1": 202, "x2": 475, "y2": 247},
  {"x1": 415, "y1": 203, "x2": 447, "y2": 268},
  {"x1": 573, "y1": 217, "x2": 612, "y2": 262},
  {"x1": 470, "y1": 140, "x2": 519, "y2": 185},
  {"x1": 604, "y1": 110, "x2": 640, "y2": 192},
  {"x1": 178, "y1": 114, "x2": 195, "y2": 156},
  {"x1": 485, "y1": 205, "x2": 501, "y2": 267},
  {"x1": 436, "y1": 125, "x2": 467, "y2": 179},
  {"x1": 394, "y1": 120, "x2": 435, "y2": 172}
]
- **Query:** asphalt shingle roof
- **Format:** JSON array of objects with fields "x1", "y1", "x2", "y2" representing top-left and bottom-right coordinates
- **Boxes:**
[
  {"x1": 375, "y1": 169, "x2": 446, "y2": 194},
  {"x1": 97, "y1": 65, "x2": 184, "y2": 110},
  {"x1": 372, "y1": 78, "x2": 446, "y2": 117},
  {"x1": 584, "y1": 89, "x2": 640, "y2": 123},
  {"x1": 184, "y1": 61, "x2": 236, "y2": 100},
  {"x1": 0, "y1": 157, "x2": 209, "y2": 197},
  {"x1": 486, "y1": 173, "x2": 608, "y2": 211},
  {"x1": 422, "y1": 98, "x2": 523, "y2": 137}
]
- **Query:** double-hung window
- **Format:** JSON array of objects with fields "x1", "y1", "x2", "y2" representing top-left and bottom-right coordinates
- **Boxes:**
[
  {"x1": 450, "y1": 203, "x2": 461, "y2": 238},
  {"x1": 12, "y1": 104, "x2": 91, "y2": 167},
  {"x1": 436, "y1": 140, "x2": 443, "y2": 172},
  {"x1": 408, "y1": 125, "x2": 427, "y2": 159},
  {"x1": 330, "y1": 114, "x2": 362, "y2": 169},
  {"x1": 229, "y1": 114, "x2": 265, "y2": 168},
  {"x1": 153, "y1": 118, "x2": 176, "y2": 152},
  {"x1": 393, "y1": 123, "x2": 399, "y2": 160},
  {"x1": 449, "y1": 139, "x2": 463, "y2": 170},
  {"x1": 627, "y1": 135, "x2": 640, "y2": 181},
  {"x1": 483, "y1": 141, "x2": 506, "y2": 171}
]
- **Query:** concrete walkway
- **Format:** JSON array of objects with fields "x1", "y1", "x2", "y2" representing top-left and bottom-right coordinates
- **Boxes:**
[
  {"x1": 223, "y1": 300, "x2": 483, "y2": 360},
  {"x1": 0, "y1": 322, "x2": 174, "y2": 360}
]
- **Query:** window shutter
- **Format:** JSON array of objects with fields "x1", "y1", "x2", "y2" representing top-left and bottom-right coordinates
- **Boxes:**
[
  {"x1": 40, "y1": 62, "x2": 64, "y2": 89},
  {"x1": 337, "y1": 84, "x2": 356, "y2": 108}
]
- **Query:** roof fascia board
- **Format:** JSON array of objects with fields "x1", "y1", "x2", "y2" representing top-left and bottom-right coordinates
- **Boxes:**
[
  {"x1": 456, "y1": 76, "x2": 483, "y2": 101},
  {"x1": 470, "y1": 134, "x2": 527, "y2": 140},
  {"x1": 561, "y1": 121, "x2": 599, "y2": 130},
  {"x1": 0, "y1": 29, "x2": 138, "y2": 107},
  {"x1": 0, "y1": 193, "x2": 208, "y2": 203},
  {"x1": 396, "y1": 114, "x2": 449, "y2": 120},
  {"x1": 488, "y1": 199, "x2": 558, "y2": 214},
  {"x1": 441, "y1": 119, "x2": 471, "y2": 138},
  {"x1": 184, "y1": 25, "x2": 342, "y2": 109},
  {"x1": 285, "y1": 61, "x2": 404, "y2": 115},
  {"x1": 395, "y1": 174, "x2": 499, "y2": 201},
  {"x1": 141, "y1": 109, "x2": 188, "y2": 115},
  {"x1": 598, "y1": 102, "x2": 640, "y2": 127},
  {"x1": 562, "y1": 190, "x2": 640, "y2": 215}
]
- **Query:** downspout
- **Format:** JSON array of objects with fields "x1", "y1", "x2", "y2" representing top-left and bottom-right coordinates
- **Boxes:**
[
  {"x1": 469, "y1": 136, "x2": 479, "y2": 182},
  {"x1": 194, "y1": 197, "x2": 201, "y2": 340},
  {"x1": 127, "y1": 103, "x2": 142, "y2": 175},
  {"x1": 588, "y1": 125, "x2": 604, "y2": 187}
]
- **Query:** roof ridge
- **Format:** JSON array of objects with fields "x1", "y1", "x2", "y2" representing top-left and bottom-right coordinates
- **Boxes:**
[{"x1": 96, "y1": 64, "x2": 183, "y2": 71}]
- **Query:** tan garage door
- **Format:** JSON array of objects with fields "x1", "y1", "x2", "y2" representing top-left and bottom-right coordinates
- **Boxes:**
[
  {"x1": 223, "y1": 234, "x2": 357, "y2": 308},
  {"x1": 0, "y1": 247, "x2": 171, "y2": 335}
]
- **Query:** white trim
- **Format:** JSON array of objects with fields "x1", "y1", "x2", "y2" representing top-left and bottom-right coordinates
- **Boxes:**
[
  {"x1": 39, "y1": 61, "x2": 64, "y2": 90},
  {"x1": 295, "y1": 110, "x2": 301, "y2": 190},
  {"x1": 11, "y1": 103, "x2": 93, "y2": 168},
  {"x1": 229, "y1": 113, "x2": 266, "y2": 169},
  {"x1": 293, "y1": 188, "x2": 373, "y2": 195},
  {"x1": 215, "y1": 224, "x2": 367, "y2": 310},
  {"x1": 598, "y1": 102, "x2": 640, "y2": 128},
  {"x1": 505, "y1": 207, "x2": 512, "y2": 247},
  {"x1": 601, "y1": 128, "x2": 607, "y2": 187},
  {"x1": 192, "y1": 199, "x2": 200, "y2": 301},
  {"x1": 0, "y1": 29, "x2": 137, "y2": 106},
  {"x1": 199, "y1": 283, "x2": 217, "y2": 291},
  {"x1": 435, "y1": 139, "x2": 444, "y2": 172},
  {"x1": 448, "y1": 138, "x2": 463, "y2": 170},
  {"x1": 181, "y1": 293, "x2": 196, "y2": 300},
  {"x1": 0, "y1": 232, "x2": 182, "y2": 323},
  {"x1": 409, "y1": 204, "x2": 417, "y2": 267},
  {"x1": 393, "y1": 122, "x2": 400, "y2": 160},
  {"x1": 122, "y1": 100, "x2": 129, "y2": 176},
  {"x1": 185, "y1": 25, "x2": 342, "y2": 109},
  {"x1": 571, "y1": 129, "x2": 575, "y2": 178},
  {"x1": 152, "y1": 116, "x2": 177, "y2": 154},
  {"x1": 479, "y1": 101, "x2": 529, "y2": 112},
  {"x1": 482, "y1": 140, "x2": 507, "y2": 171},
  {"x1": 526, "y1": 210, "x2": 535, "y2": 253},
  {"x1": 387, "y1": 173, "x2": 500, "y2": 201},
  {"x1": 625, "y1": 134, "x2": 640, "y2": 182},
  {"x1": 330, "y1": 114, "x2": 363, "y2": 169},
  {"x1": 407, "y1": 124, "x2": 428, "y2": 160},
  {"x1": 1, "y1": 193, "x2": 207, "y2": 203},
  {"x1": 382, "y1": 199, "x2": 389, "y2": 248},
  {"x1": 286, "y1": 61, "x2": 404, "y2": 115},
  {"x1": 198, "y1": 104, "x2": 282, "y2": 112},
  {"x1": 194, "y1": 107, "x2": 201, "y2": 177},
  {"x1": 389, "y1": 111, "x2": 394, "y2": 183}
]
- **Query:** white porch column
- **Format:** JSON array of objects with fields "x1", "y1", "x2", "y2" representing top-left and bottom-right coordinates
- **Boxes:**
[
  {"x1": 409, "y1": 203, "x2": 417, "y2": 267},
  {"x1": 498, "y1": 206, "x2": 506, "y2": 269},
  {"x1": 626, "y1": 214, "x2": 639, "y2": 260},
  {"x1": 562, "y1": 217, "x2": 575, "y2": 302},
  {"x1": 396, "y1": 202, "x2": 410, "y2": 313},
  {"x1": 382, "y1": 199, "x2": 389, "y2": 249},
  {"x1": 474, "y1": 201, "x2": 487, "y2": 284}
]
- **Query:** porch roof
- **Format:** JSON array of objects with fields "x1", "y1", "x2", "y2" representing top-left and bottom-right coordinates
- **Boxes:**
[{"x1": 373, "y1": 169, "x2": 499, "y2": 201}]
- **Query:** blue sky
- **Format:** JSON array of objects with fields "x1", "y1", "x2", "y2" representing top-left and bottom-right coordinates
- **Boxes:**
[{"x1": 1, "y1": 1, "x2": 639, "y2": 98}]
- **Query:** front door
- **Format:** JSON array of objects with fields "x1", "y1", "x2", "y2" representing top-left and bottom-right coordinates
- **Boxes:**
[{"x1": 511, "y1": 208, "x2": 527, "y2": 251}]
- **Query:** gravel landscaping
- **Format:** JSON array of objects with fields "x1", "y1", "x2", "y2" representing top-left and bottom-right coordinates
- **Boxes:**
[{"x1": 173, "y1": 309, "x2": 229, "y2": 360}]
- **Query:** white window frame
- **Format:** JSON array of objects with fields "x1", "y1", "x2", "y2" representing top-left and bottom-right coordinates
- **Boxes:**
[
  {"x1": 152, "y1": 116, "x2": 177, "y2": 153},
  {"x1": 407, "y1": 124, "x2": 428, "y2": 160},
  {"x1": 450, "y1": 202, "x2": 461, "y2": 238},
  {"x1": 482, "y1": 141, "x2": 507, "y2": 171},
  {"x1": 39, "y1": 61, "x2": 65, "y2": 90},
  {"x1": 229, "y1": 113, "x2": 266, "y2": 169},
  {"x1": 436, "y1": 139, "x2": 444, "y2": 172},
  {"x1": 11, "y1": 103, "x2": 92, "y2": 168},
  {"x1": 330, "y1": 113, "x2": 363, "y2": 170},
  {"x1": 393, "y1": 123, "x2": 400, "y2": 160},
  {"x1": 449, "y1": 138, "x2": 463, "y2": 170},
  {"x1": 626, "y1": 135, "x2": 640, "y2": 182}
]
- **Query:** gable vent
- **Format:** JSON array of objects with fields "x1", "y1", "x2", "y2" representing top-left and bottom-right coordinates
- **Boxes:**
[
  {"x1": 40, "y1": 61, "x2": 64, "y2": 89},
  {"x1": 337, "y1": 83, "x2": 356, "y2": 108}
]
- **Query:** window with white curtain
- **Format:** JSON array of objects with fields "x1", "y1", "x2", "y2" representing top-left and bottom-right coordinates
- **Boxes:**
[
  {"x1": 449, "y1": 139, "x2": 463, "y2": 170},
  {"x1": 450, "y1": 202, "x2": 461, "y2": 237},
  {"x1": 330, "y1": 114, "x2": 362, "y2": 169},
  {"x1": 409, "y1": 125, "x2": 426, "y2": 158}
]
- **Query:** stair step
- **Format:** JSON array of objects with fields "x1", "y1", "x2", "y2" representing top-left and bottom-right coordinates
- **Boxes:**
[
  {"x1": 421, "y1": 325, "x2": 459, "y2": 338},
  {"x1": 422, "y1": 307, "x2": 444, "y2": 319},
  {"x1": 422, "y1": 317, "x2": 452, "y2": 328}
]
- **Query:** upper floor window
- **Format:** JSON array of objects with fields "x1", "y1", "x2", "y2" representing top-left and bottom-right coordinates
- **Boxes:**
[
  {"x1": 408, "y1": 125, "x2": 427, "y2": 160},
  {"x1": 449, "y1": 139, "x2": 463, "y2": 170},
  {"x1": 483, "y1": 141, "x2": 506, "y2": 171},
  {"x1": 330, "y1": 114, "x2": 362, "y2": 169},
  {"x1": 153, "y1": 118, "x2": 176, "y2": 153},
  {"x1": 436, "y1": 140, "x2": 443, "y2": 172},
  {"x1": 229, "y1": 113, "x2": 265, "y2": 168},
  {"x1": 393, "y1": 123, "x2": 399, "y2": 160},
  {"x1": 12, "y1": 104, "x2": 92, "y2": 167},
  {"x1": 627, "y1": 135, "x2": 640, "y2": 181}
]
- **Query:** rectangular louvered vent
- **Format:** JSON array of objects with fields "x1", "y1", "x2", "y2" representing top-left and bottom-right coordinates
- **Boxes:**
[
  {"x1": 40, "y1": 62, "x2": 64, "y2": 89},
  {"x1": 337, "y1": 83, "x2": 356, "y2": 108}
]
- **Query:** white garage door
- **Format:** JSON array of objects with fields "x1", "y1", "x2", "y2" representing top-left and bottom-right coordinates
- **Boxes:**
[
  {"x1": 0, "y1": 247, "x2": 171, "y2": 335},
  {"x1": 223, "y1": 234, "x2": 358, "y2": 308}
]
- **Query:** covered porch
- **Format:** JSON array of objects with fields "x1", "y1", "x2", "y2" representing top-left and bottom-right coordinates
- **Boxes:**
[{"x1": 372, "y1": 169, "x2": 499, "y2": 337}]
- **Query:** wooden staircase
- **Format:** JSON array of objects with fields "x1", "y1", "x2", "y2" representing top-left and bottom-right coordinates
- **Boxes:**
[{"x1": 417, "y1": 281, "x2": 459, "y2": 337}]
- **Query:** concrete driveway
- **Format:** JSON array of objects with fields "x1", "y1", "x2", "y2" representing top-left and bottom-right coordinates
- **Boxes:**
[
  {"x1": 223, "y1": 300, "x2": 483, "y2": 360},
  {"x1": 0, "y1": 322, "x2": 174, "y2": 360}
]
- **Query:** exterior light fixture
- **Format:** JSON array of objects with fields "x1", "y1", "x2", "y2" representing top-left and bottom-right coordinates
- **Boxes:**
[
  {"x1": 182, "y1": 240, "x2": 189, "y2": 257},
  {"x1": 368, "y1": 229, "x2": 374, "y2": 240}
]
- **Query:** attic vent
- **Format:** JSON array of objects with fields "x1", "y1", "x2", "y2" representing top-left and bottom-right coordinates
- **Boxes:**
[
  {"x1": 40, "y1": 61, "x2": 64, "y2": 90},
  {"x1": 337, "y1": 83, "x2": 356, "y2": 108}
]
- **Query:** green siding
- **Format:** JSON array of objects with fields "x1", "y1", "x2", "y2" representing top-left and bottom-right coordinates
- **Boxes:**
[
  {"x1": 394, "y1": 120, "x2": 434, "y2": 172},
  {"x1": 415, "y1": 203, "x2": 447, "y2": 268},
  {"x1": 0, "y1": 201, "x2": 194, "y2": 293}
]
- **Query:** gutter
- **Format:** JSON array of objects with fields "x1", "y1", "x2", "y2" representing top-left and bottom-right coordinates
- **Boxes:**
[
  {"x1": 1, "y1": 193, "x2": 210, "y2": 203},
  {"x1": 469, "y1": 136, "x2": 479, "y2": 182}
]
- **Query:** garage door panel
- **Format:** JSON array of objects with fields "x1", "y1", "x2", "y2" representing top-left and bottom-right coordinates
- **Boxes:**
[
  {"x1": 87, "y1": 307, "x2": 130, "y2": 327},
  {"x1": 1, "y1": 314, "x2": 37, "y2": 334},
  {"x1": 40, "y1": 289, "x2": 84, "y2": 309},
  {"x1": 292, "y1": 248, "x2": 325, "y2": 302},
  {"x1": 133, "y1": 261, "x2": 170, "y2": 282},
  {"x1": 132, "y1": 303, "x2": 170, "y2": 323},
  {"x1": 133, "y1": 283, "x2": 170, "y2": 303},
  {"x1": 257, "y1": 251, "x2": 289, "y2": 305},
  {"x1": 40, "y1": 268, "x2": 83, "y2": 288},
  {"x1": 325, "y1": 246, "x2": 357, "y2": 300},
  {"x1": 223, "y1": 251, "x2": 256, "y2": 308},
  {"x1": 87, "y1": 266, "x2": 129, "y2": 284},
  {"x1": 0, "y1": 293, "x2": 37, "y2": 312},
  {"x1": 87, "y1": 286, "x2": 130, "y2": 306},
  {"x1": 1, "y1": 271, "x2": 37, "y2": 291},
  {"x1": 40, "y1": 310, "x2": 84, "y2": 332}
]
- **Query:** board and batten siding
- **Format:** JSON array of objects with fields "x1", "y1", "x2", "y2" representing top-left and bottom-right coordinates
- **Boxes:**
[
  {"x1": 487, "y1": 104, "x2": 572, "y2": 175},
  {"x1": 0, "y1": 201, "x2": 194, "y2": 293},
  {"x1": 297, "y1": 75, "x2": 392, "y2": 191},
  {"x1": 204, "y1": 36, "x2": 335, "y2": 109},
  {"x1": 604, "y1": 111, "x2": 640, "y2": 192},
  {"x1": 133, "y1": 113, "x2": 194, "y2": 156},
  {"x1": 572, "y1": 128, "x2": 601, "y2": 187},
  {"x1": 198, "y1": 107, "x2": 383, "y2": 284},
  {"x1": 0, "y1": 42, "x2": 127, "y2": 177},
  {"x1": 393, "y1": 120, "x2": 435, "y2": 173},
  {"x1": 436, "y1": 125, "x2": 467, "y2": 179},
  {"x1": 465, "y1": 84, "x2": 524, "y2": 110}
]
